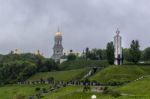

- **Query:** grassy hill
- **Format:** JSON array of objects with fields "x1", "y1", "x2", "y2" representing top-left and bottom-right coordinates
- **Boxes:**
[
  {"x1": 28, "y1": 68, "x2": 89, "y2": 81},
  {"x1": 90, "y1": 65, "x2": 150, "y2": 83},
  {"x1": 0, "y1": 84, "x2": 48, "y2": 99},
  {"x1": 116, "y1": 76, "x2": 150, "y2": 96},
  {"x1": 59, "y1": 60, "x2": 108, "y2": 70},
  {"x1": 1, "y1": 65, "x2": 150, "y2": 99},
  {"x1": 0, "y1": 84, "x2": 150, "y2": 99}
]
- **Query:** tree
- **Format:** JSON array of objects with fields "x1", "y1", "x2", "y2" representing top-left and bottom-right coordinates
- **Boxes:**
[
  {"x1": 143, "y1": 47, "x2": 150, "y2": 61},
  {"x1": 123, "y1": 48, "x2": 130, "y2": 61},
  {"x1": 106, "y1": 41, "x2": 115, "y2": 65},
  {"x1": 129, "y1": 40, "x2": 141, "y2": 64},
  {"x1": 67, "y1": 53, "x2": 77, "y2": 61}
]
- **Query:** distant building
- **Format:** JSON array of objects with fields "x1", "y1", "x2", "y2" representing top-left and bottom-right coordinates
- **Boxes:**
[
  {"x1": 34, "y1": 50, "x2": 43, "y2": 56},
  {"x1": 14, "y1": 49, "x2": 20, "y2": 54},
  {"x1": 114, "y1": 29, "x2": 122, "y2": 65},
  {"x1": 51, "y1": 29, "x2": 63, "y2": 61}
]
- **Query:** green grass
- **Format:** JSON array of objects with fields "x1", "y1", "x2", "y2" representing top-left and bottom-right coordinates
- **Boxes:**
[
  {"x1": 59, "y1": 60, "x2": 108, "y2": 70},
  {"x1": 42, "y1": 86, "x2": 81, "y2": 99},
  {"x1": 116, "y1": 76, "x2": 150, "y2": 96},
  {"x1": 43, "y1": 85, "x2": 150, "y2": 99},
  {"x1": 59, "y1": 92, "x2": 150, "y2": 99},
  {"x1": 0, "y1": 84, "x2": 48, "y2": 99},
  {"x1": 28, "y1": 68, "x2": 88, "y2": 81},
  {"x1": 0, "y1": 84, "x2": 150, "y2": 99},
  {"x1": 90, "y1": 65, "x2": 150, "y2": 83},
  {"x1": 1, "y1": 65, "x2": 150, "y2": 99}
]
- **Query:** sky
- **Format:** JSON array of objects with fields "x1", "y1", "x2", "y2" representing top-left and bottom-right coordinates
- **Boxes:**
[{"x1": 0, "y1": 0, "x2": 150, "y2": 57}]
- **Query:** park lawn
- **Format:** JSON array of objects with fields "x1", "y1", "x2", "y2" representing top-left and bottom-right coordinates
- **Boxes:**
[
  {"x1": 0, "y1": 84, "x2": 49, "y2": 99},
  {"x1": 90, "y1": 65, "x2": 150, "y2": 83},
  {"x1": 59, "y1": 92, "x2": 150, "y2": 99},
  {"x1": 28, "y1": 68, "x2": 88, "y2": 81},
  {"x1": 116, "y1": 76, "x2": 150, "y2": 96},
  {"x1": 42, "y1": 86, "x2": 82, "y2": 99},
  {"x1": 43, "y1": 85, "x2": 149, "y2": 99},
  {"x1": 59, "y1": 92, "x2": 111, "y2": 99}
]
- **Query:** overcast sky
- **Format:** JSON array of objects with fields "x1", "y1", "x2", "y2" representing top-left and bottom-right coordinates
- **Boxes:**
[{"x1": 0, "y1": 0, "x2": 150, "y2": 57}]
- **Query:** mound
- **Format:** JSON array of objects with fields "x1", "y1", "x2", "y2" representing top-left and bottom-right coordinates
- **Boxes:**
[
  {"x1": 90, "y1": 65, "x2": 150, "y2": 83},
  {"x1": 28, "y1": 68, "x2": 88, "y2": 81}
]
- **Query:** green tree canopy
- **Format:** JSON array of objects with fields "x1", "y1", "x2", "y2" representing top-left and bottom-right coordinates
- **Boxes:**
[
  {"x1": 129, "y1": 40, "x2": 141, "y2": 64},
  {"x1": 106, "y1": 41, "x2": 114, "y2": 65},
  {"x1": 143, "y1": 47, "x2": 150, "y2": 61}
]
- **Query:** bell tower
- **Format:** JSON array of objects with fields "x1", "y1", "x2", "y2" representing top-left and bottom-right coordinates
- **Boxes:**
[{"x1": 51, "y1": 28, "x2": 63, "y2": 61}]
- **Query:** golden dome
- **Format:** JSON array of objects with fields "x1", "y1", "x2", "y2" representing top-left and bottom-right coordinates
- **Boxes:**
[{"x1": 55, "y1": 31, "x2": 62, "y2": 36}]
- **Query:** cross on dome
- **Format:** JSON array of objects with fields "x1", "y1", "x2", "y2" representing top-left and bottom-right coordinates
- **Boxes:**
[
  {"x1": 116, "y1": 28, "x2": 120, "y2": 35},
  {"x1": 55, "y1": 27, "x2": 62, "y2": 36}
]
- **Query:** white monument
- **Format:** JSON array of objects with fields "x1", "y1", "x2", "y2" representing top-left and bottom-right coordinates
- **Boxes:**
[{"x1": 114, "y1": 28, "x2": 122, "y2": 65}]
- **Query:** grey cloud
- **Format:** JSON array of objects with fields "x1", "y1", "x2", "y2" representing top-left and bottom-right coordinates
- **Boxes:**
[{"x1": 0, "y1": 0, "x2": 149, "y2": 57}]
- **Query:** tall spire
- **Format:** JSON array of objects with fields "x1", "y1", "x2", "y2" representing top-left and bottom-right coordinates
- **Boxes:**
[
  {"x1": 55, "y1": 26, "x2": 62, "y2": 36},
  {"x1": 57, "y1": 26, "x2": 60, "y2": 32},
  {"x1": 116, "y1": 28, "x2": 120, "y2": 35}
]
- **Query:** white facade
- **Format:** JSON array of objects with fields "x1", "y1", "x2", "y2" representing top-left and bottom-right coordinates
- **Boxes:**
[{"x1": 114, "y1": 29, "x2": 122, "y2": 65}]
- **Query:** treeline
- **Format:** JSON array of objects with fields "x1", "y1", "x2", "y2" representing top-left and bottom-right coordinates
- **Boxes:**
[
  {"x1": 0, "y1": 53, "x2": 58, "y2": 84},
  {"x1": 66, "y1": 40, "x2": 150, "y2": 65}
]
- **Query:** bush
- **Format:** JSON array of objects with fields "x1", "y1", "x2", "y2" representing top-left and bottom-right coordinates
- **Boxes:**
[
  {"x1": 102, "y1": 87, "x2": 121, "y2": 98},
  {"x1": 102, "y1": 86, "x2": 109, "y2": 94},
  {"x1": 42, "y1": 88, "x2": 48, "y2": 93},
  {"x1": 111, "y1": 91, "x2": 121, "y2": 98},
  {"x1": 35, "y1": 87, "x2": 41, "y2": 92}
]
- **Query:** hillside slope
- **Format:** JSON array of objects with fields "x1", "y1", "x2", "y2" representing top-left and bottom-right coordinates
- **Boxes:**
[
  {"x1": 116, "y1": 76, "x2": 150, "y2": 96},
  {"x1": 90, "y1": 65, "x2": 150, "y2": 83},
  {"x1": 28, "y1": 68, "x2": 89, "y2": 81},
  {"x1": 0, "y1": 84, "x2": 48, "y2": 99}
]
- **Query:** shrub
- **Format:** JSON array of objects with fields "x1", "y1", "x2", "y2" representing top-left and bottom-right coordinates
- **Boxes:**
[
  {"x1": 42, "y1": 88, "x2": 48, "y2": 93},
  {"x1": 35, "y1": 87, "x2": 40, "y2": 92},
  {"x1": 111, "y1": 91, "x2": 121, "y2": 98}
]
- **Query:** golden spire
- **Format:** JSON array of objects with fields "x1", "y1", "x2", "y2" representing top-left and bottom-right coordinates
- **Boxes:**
[{"x1": 55, "y1": 26, "x2": 62, "y2": 36}]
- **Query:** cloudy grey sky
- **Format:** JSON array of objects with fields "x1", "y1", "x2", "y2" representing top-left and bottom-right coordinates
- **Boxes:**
[{"x1": 0, "y1": 0, "x2": 150, "y2": 57}]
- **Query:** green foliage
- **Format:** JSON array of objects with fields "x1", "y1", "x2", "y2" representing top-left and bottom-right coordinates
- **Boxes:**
[
  {"x1": 0, "y1": 53, "x2": 58, "y2": 84},
  {"x1": 123, "y1": 48, "x2": 130, "y2": 62},
  {"x1": 85, "y1": 48, "x2": 106, "y2": 60},
  {"x1": 67, "y1": 53, "x2": 77, "y2": 61},
  {"x1": 143, "y1": 47, "x2": 150, "y2": 61},
  {"x1": 129, "y1": 40, "x2": 141, "y2": 64},
  {"x1": 38, "y1": 58, "x2": 58, "y2": 72},
  {"x1": 0, "y1": 60, "x2": 36, "y2": 84},
  {"x1": 106, "y1": 41, "x2": 115, "y2": 65},
  {"x1": 35, "y1": 87, "x2": 41, "y2": 92}
]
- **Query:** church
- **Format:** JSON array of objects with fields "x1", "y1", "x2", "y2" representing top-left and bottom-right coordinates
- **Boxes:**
[{"x1": 51, "y1": 29, "x2": 64, "y2": 61}]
